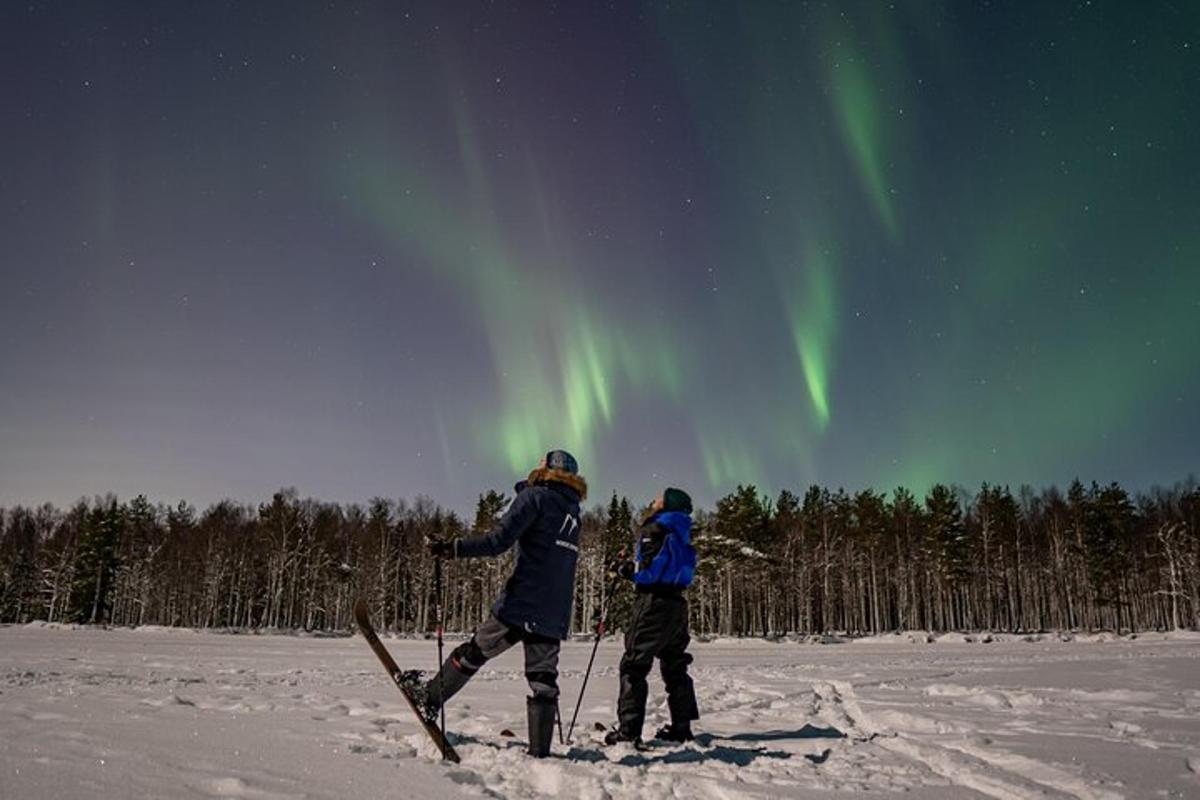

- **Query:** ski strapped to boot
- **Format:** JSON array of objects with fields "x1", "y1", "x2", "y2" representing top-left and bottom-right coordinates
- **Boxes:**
[{"x1": 352, "y1": 598, "x2": 460, "y2": 762}]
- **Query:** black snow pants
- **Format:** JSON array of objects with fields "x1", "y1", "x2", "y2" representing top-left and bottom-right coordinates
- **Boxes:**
[{"x1": 616, "y1": 591, "x2": 700, "y2": 739}]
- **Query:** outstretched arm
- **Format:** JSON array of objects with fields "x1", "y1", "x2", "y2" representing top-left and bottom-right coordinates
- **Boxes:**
[{"x1": 453, "y1": 490, "x2": 539, "y2": 559}]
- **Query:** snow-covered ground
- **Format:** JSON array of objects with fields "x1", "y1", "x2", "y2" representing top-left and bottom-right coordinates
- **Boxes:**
[{"x1": 2, "y1": 625, "x2": 1199, "y2": 799}]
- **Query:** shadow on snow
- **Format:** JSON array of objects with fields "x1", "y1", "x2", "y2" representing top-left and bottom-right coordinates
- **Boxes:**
[
  {"x1": 697, "y1": 722, "x2": 846, "y2": 744},
  {"x1": 454, "y1": 723, "x2": 843, "y2": 767}
]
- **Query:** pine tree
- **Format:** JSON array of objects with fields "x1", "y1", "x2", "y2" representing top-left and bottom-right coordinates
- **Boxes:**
[
  {"x1": 114, "y1": 495, "x2": 165, "y2": 626},
  {"x1": 473, "y1": 490, "x2": 509, "y2": 533},
  {"x1": 888, "y1": 487, "x2": 925, "y2": 630},
  {"x1": 1084, "y1": 482, "x2": 1135, "y2": 633},
  {"x1": 772, "y1": 490, "x2": 807, "y2": 633},
  {"x1": 709, "y1": 486, "x2": 772, "y2": 634},
  {"x1": 802, "y1": 485, "x2": 837, "y2": 633},
  {"x1": 0, "y1": 509, "x2": 39, "y2": 622},
  {"x1": 599, "y1": 493, "x2": 635, "y2": 631},
  {"x1": 851, "y1": 489, "x2": 887, "y2": 633},
  {"x1": 925, "y1": 485, "x2": 969, "y2": 629},
  {"x1": 69, "y1": 498, "x2": 125, "y2": 624},
  {"x1": 714, "y1": 485, "x2": 771, "y2": 551}
]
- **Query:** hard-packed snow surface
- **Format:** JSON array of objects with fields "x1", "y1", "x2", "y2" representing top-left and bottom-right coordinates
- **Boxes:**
[{"x1": 2, "y1": 626, "x2": 1199, "y2": 799}]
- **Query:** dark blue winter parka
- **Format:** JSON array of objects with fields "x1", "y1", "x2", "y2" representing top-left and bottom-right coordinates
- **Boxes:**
[{"x1": 453, "y1": 468, "x2": 586, "y2": 640}]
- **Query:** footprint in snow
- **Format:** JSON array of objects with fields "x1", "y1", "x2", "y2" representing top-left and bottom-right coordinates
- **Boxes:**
[
  {"x1": 199, "y1": 776, "x2": 302, "y2": 799},
  {"x1": 445, "y1": 769, "x2": 486, "y2": 787}
]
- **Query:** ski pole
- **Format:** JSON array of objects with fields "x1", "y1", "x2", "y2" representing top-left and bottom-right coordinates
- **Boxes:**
[
  {"x1": 565, "y1": 575, "x2": 622, "y2": 744},
  {"x1": 433, "y1": 554, "x2": 448, "y2": 752}
]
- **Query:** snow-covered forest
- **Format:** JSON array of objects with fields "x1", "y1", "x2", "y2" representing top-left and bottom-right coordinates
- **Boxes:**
[{"x1": 1, "y1": 480, "x2": 1197, "y2": 636}]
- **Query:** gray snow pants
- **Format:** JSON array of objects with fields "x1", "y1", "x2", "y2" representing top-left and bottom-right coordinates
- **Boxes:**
[{"x1": 437, "y1": 614, "x2": 561, "y2": 702}]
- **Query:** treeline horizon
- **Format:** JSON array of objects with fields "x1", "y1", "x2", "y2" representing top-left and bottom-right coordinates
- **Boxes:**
[{"x1": 1, "y1": 477, "x2": 1197, "y2": 636}]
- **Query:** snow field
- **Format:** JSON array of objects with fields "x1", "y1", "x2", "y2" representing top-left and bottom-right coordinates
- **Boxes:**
[{"x1": 1, "y1": 626, "x2": 1199, "y2": 798}]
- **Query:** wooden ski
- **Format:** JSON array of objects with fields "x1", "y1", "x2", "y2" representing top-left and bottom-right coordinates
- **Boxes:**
[{"x1": 353, "y1": 597, "x2": 461, "y2": 763}]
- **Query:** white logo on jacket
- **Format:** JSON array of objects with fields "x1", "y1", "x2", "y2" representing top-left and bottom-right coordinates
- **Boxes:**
[{"x1": 555, "y1": 513, "x2": 580, "y2": 552}]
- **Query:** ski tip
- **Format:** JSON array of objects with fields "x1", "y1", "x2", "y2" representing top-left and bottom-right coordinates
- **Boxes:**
[{"x1": 352, "y1": 597, "x2": 371, "y2": 629}]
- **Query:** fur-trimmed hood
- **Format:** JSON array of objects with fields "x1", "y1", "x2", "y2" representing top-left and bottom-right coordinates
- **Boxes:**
[{"x1": 526, "y1": 466, "x2": 587, "y2": 501}]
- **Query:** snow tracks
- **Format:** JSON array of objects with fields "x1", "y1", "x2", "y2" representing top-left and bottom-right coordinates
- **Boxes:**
[
  {"x1": 812, "y1": 680, "x2": 1124, "y2": 800},
  {"x1": 3, "y1": 627, "x2": 1199, "y2": 798}
]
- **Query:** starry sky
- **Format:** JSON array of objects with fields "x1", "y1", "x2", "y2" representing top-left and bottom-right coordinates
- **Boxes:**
[{"x1": 2, "y1": 1, "x2": 1197, "y2": 511}]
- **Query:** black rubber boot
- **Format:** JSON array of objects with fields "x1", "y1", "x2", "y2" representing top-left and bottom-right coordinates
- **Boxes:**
[
  {"x1": 526, "y1": 696, "x2": 556, "y2": 758},
  {"x1": 603, "y1": 727, "x2": 645, "y2": 748},
  {"x1": 654, "y1": 722, "x2": 694, "y2": 742}
]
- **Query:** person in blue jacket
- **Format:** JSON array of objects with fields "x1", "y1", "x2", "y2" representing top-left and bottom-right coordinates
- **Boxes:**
[
  {"x1": 605, "y1": 487, "x2": 700, "y2": 746},
  {"x1": 409, "y1": 449, "x2": 586, "y2": 758}
]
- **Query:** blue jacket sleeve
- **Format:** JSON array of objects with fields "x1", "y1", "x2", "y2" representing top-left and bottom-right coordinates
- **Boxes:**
[
  {"x1": 632, "y1": 521, "x2": 667, "y2": 584},
  {"x1": 454, "y1": 489, "x2": 540, "y2": 559}
]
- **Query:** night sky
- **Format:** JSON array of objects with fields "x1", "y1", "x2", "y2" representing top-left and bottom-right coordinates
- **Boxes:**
[{"x1": 2, "y1": 2, "x2": 1197, "y2": 511}]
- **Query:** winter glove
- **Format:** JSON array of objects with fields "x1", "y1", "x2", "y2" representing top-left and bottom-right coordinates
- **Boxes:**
[
  {"x1": 605, "y1": 548, "x2": 634, "y2": 581},
  {"x1": 428, "y1": 539, "x2": 456, "y2": 559},
  {"x1": 606, "y1": 558, "x2": 635, "y2": 581}
]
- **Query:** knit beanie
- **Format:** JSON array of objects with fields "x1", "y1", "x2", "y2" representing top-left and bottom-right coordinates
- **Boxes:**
[
  {"x1": 544, "y1": 449, "x2": 578, "y2": 474},
  {"x1": 662, "y1": 487, "x2": 693, "y2": 513}
]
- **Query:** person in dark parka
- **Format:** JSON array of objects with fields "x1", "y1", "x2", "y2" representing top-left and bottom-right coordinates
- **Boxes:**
[
  {"x1": 409, "y1": 449, "x2": 587, "y2": 758},
  {"x1": 605, "y1": 487, "x2": 700, "y2": 746}
]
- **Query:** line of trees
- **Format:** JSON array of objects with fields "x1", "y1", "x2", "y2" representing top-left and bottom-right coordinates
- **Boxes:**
[{"x1": 1, "y1": 480, "x2": 1197, "y2": 636}]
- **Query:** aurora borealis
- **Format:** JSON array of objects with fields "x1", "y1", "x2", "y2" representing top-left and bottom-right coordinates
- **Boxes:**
[{"x1": 1, "y1": 2, "x2": 1197, "y2": 509}]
